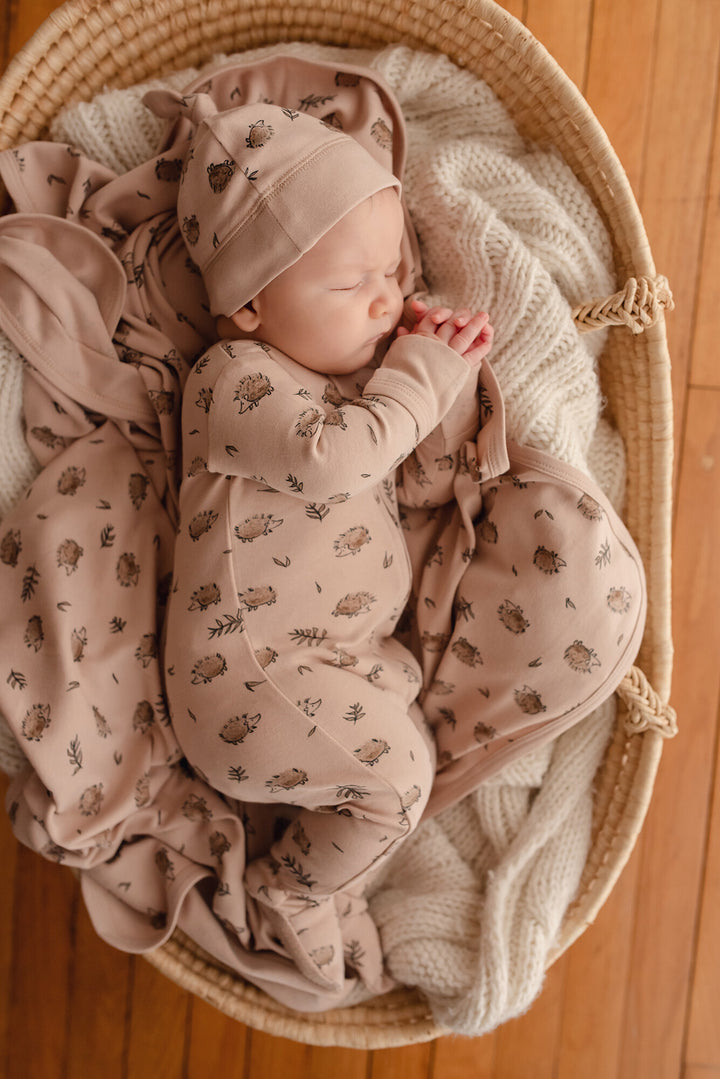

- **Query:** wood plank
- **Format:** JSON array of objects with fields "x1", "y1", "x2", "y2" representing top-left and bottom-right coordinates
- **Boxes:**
[
  {"x1": 0, "y1": 773, "x2": 18, "y2": 1079},
  {"x1": 634, "y1": 0, "x2": 720, "y2": 421},
  {"x1": 125, "y1": 957, "x2": 190, "y2": 1079},
  {"x1": 66, "y1": 900, "x2": 132, "y2": 1079},
  {"x1": 490, "y1": 956, "x2": 567, "y2": 1079},
  {"x1": 556, "y1": 849, "x2": 641, "y2": 1079},
  {"x1": 524, "y1": 0, "x2": 593, "y2": 91},
  {"x1": 370, "y1": 1040, "x2": 434, "y2": 1079},
  {"x1": 584, "y1": 0, "x2": 660, "y2": 196},
  {"x1": 432, "y1": 1031, "x2": 495, "y2": 1078},
  {"x1": 684, "y1": 586, "x2": 720, "y2": 1063},
  {"x1": 187, "y1": 999, "x2": 249, "y2": 1079},
  {"x1": 5, "y1": 846, "x2": 77, "y2": 1079},
  {"x1": 689, "y1": 86, "x2": 720, "y2": 390},
  {"x1": 5, "y1": 0, "x2": 60, "y2": 59},
  {"x1": 618, "y1": 387, "x2": 720, "y2": 1079},
  {"x1": 246, "y1": 1029, "x2": 370, "y2": 1079}
]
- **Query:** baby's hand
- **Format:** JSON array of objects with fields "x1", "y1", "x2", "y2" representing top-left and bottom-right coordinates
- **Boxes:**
[{"x1": 397, "y1": 299, "x2": 494, "y2": 367}]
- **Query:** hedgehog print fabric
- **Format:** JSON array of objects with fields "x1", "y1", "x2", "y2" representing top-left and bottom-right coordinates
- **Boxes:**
[{"x1": 163, "y1": 327, "x2": 476, "y2": 1003}]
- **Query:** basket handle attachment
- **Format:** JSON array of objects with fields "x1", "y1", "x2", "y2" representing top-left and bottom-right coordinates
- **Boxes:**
[
  {"x1": 573, "y1": 274, "x2": 674, "y2": 335},
  {"x1": 616, "y1": 665, "x2": 678, "y2": 738}
]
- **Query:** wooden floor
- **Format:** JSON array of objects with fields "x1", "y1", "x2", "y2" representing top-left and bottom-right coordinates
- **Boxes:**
[{"x1": 1, "y1": 0, "x2": 719, "y2": 1076}]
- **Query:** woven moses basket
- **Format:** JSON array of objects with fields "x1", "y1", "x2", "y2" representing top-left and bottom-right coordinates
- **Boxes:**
[{"x1": 0, "y1": 0, "x2": 676, "y2": 1048}]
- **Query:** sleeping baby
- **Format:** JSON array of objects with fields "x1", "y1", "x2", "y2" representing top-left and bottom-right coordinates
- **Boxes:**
[{"x1": 162, "y1": 100, "x2": 493, "y2": 1001}]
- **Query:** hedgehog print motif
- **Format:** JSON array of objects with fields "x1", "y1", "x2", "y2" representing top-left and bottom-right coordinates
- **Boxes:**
[
  {"x1": 188, "y1": 509, "x2": 219, "y2": 541},
  {"x1": 295, "y1": 407, "x2": 324, "y2": 438},
  {"x1": 209, "y1": 830, "x2": 231, "y2": 861},
  {"x1": 207, "y1": 159, "x2": 236, "y2": 193},
  {"x1": 514, "y1": 685, "x2": 546, "y2": 715},
  {"x1": 451, "y1": 637, "x2": 483, "y2": 667},
  {"x1": 533, "y1": 545, "x2": 567, "y2": 574},
  {"x1": 254, "y1": 646, "x2": 278, "y2": 669},
  {"x1": 57, "y1": 465, "x2": 86, "y2": 496},
  {"x1": 354, "y1": 738, "x2": 390, "y2": 766},
  {"x1": 79, "y1": 783, "x2": 104, "y2": 816},
  {"x1": 57, "y1": 538, "x2": 84, "y2": 575},
  {"x1": 234, "y1": 372, "x2": 273, "y2": 413},
  {"x1": 607, "y1": 586, "x2": 632, "y2": 613},
  {"x1": 1, "y1": 529, "x2": 21, "y2": 567},
  {"x1": 245, "y1": 119, "x2": 274, "y2": 148},
  {"x1": 266, "y1": 768, "x2": 309, "y2": 793},
  {"x1": 497, "y1": 600, "x2": 530, "y2": 634},
  {"x1": 238, "y1": 585, "x2": 277, "y2": 612},
  {"x1": 155, "y1": 156, "x2": 183, "y2": 182},
  {"x1": 333, "y1": 526, "x2": 371, "y2": 556},
  {"x1": 577, "y1": 493, "x2": 604, "y2": 520},
  {"x1": 370, "y1": 118, "x2": 392, "y2": 150},
  {"x1": 332, "y1": 592, "x2": 376, "y2": 618},
  {"x1": 190, "y1": 652, "x2": 228, "y2": 684},
  {"x1": 135, "y1": 633, "x2": 159, "y2": 667},
  {"x1": 234, "y1": 514, "x2": 284, "y2": 542},
  {"x1": 182, "y1": 215, "x2": 200, "y2": 245},
  {"x1": 116, "y1": 552, "x2": 140, "y2": 587},
  {"x1": 24, "y1": 615, "x2": 44, "y2": 652},
  {"x1": 218, "y1": 712, "x2": 261, "y2": 744},
  {"x1": 182, "y1": 793, "x2": 213, "y2": 822},
  {"x1": 564, "y1": 640, "x2": 601, "y2": 673},
  {"x1": 132, "y1": 700, "x2": 155, "y2": 733},
  {"x1": 21, "y1": 703, "x2": 51, "y2": 741},
  {"x1": 188, "y1": 582, "x2": 222, "y2": 611},
  {"x1": 128, "y1": 472, "x2": 149, "y2": 509}
]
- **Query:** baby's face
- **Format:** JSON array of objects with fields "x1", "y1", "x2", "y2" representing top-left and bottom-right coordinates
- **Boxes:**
[{"x1": 232, "y1": 187, "x2": 405, "y2": 376}]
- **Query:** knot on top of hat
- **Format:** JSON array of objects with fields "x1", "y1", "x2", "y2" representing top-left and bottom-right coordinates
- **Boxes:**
[{"x1": 143, "y1": 89, "x2": 219, "y2": 126}]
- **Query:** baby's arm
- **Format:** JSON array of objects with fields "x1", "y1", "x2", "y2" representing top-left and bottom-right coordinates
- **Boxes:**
[
  {"x1": 396, "y1": 300, "x2": 495, "y2": 507},
  {"x1": 195, "y1": 338, "x2": 472, "y2": 503}
]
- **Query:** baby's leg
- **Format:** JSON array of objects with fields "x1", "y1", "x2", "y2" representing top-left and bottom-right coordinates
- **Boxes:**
[{"x1": 173, "y1": 656, "x2": 434, "y2": 996}]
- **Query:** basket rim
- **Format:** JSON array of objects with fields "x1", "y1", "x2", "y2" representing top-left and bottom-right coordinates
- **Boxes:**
[{"x1": 0, "y1": 0, "x2": 674, "y2": 1048}]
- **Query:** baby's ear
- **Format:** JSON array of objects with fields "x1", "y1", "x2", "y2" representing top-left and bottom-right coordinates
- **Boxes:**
[{"x1": 230, "y1": 302, "x2": 261, "y2": 333}]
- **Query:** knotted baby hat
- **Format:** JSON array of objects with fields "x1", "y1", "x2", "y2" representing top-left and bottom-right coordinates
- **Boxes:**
[{"x1": 145, "y1": 90, "x2": 401, "y2": 316}]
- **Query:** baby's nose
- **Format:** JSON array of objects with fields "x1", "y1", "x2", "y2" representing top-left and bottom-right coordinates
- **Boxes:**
[{"x1": 369, "y1": 279, "x2": 398, "y2": 319}]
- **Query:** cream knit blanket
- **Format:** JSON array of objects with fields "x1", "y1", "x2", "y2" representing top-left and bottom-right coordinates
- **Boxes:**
[{"x1": 0, "y1": 43, "x2": 622, "y2": 1035}]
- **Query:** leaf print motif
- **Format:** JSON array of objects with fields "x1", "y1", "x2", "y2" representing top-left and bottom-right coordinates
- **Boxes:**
[
  {"x1": 67, "y1": 735, "x2": 83, "y2": 775},
  {"x1": 289, "y1": 627, "x2": 328, "y2": 647},
  {"x1": 207, "y1": 611, "x2": 244, "y2": 638},
  {"x1": 71, "y1": 626, "x2": 87, "y2": 661},
  {"x1": 100, "y1": 524, "x2": 116, "y2": 548}
]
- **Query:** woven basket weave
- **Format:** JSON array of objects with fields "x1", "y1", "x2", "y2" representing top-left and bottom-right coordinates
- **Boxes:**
[{"x1": 0, "y1": 0, "x2": 676, "y2": 1048}]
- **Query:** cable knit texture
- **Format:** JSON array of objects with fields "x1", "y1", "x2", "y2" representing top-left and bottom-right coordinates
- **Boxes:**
[{"x1": 0, "y1": 43, "x2": 624, "y2": 1035}]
